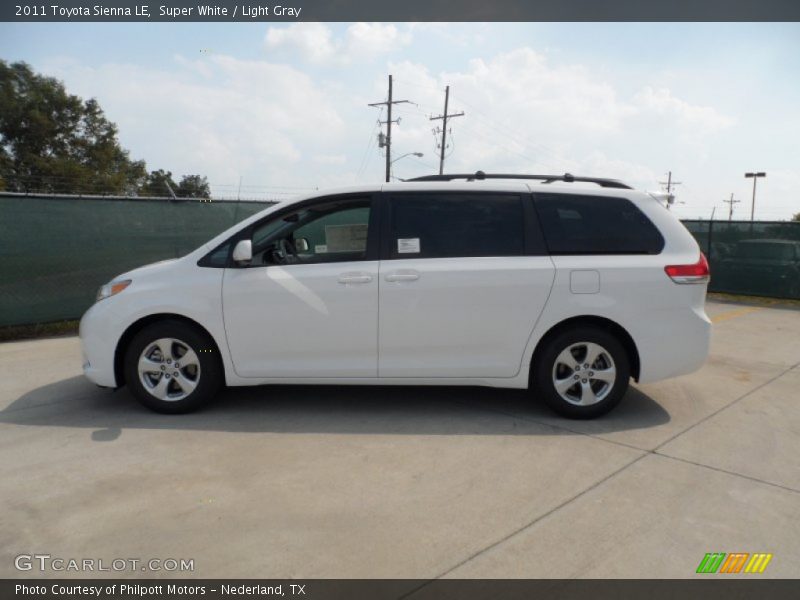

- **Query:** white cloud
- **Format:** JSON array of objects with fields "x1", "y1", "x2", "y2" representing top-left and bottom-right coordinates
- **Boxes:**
[
  {"x1": 405, "y1": 23, "x2": 487, "y2": 48},
  {"x1": 313, "y1": 154, "x2": 347, "y2": 165},
  {"x1": 264, "y1": 22, "x2": 337, "y2": 65},
  {"x1": 42, "y1": 55, "x2": 347, "y2": 192},
  {"x1": 40, "y1": 37, "x2": 740, "y2": 205},
  {"x1": 383, "y1": 50, "x2": 734, "y2": 190},
  {"x1": 264, "y1": 22, "x2": 412, "y2": 66},
  {"x1": 632, "y1": 86, "x2": 735, "y2": 133},
  {"x1": 345, "y1": 23, "x2": 412, "y2": 58}
]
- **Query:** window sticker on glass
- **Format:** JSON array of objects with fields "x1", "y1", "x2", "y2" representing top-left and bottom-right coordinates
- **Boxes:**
[
  {"x1": 398, "y1": 238, "x2": 421, "y2": 254},
  {"x1": 315, "y1": 244, "x2": 328, "y2": 254},
  {"x1": 324, "y1": 224, "x2": 368, "y2": 252}
]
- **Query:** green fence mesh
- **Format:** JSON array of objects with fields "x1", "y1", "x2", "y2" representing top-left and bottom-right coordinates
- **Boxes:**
[
  {"x1": 0, "y1": 194, "x2": 274, "y2": 327},
  {"x1": 683, "y1": 220, "x2": 800, "y2": 300},
  {"x1": 2, "y1": 197, "x2": 798, "y2": 328}
]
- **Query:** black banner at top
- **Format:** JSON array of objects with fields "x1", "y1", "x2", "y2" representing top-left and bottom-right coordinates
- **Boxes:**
[{"x1": 3, "y1": 0, "x2": 800, "y2": 22}]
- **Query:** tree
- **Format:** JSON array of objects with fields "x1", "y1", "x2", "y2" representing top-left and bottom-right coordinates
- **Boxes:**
[
  {"x1": 793, "y1": 212, "x2": 800, "y2": 222},
  {"x1": 0, "y1": 60, "x2": 146, "y2": 195},
  {"x1": 139, "y1": 169, "x2": 178, "y2": 197},
  {"x1": 176, "y1": 174, "x2": 210, "y2": 198}
]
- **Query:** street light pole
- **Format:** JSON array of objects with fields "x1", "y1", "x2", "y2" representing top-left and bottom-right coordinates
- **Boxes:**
[
  {"x1": 389, "y1": 152, "x2": 424, "y2": 180},
  {"x1": 390, "y1": 152, "x2": 424, "y2": 165},
  {"x1": 744, "y1": 172, "x2": 766, "y2": 222}
]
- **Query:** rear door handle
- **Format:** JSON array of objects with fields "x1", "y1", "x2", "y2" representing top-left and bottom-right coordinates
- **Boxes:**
[
  {"x1": 338, "y1": 272, "x2": 373, "y2": 284},
  {"x1": 385, "y1": 270, "x2": 420, "y2": 283}
]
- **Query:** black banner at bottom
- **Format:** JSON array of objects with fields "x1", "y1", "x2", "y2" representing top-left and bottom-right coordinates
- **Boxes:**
[{"x1": 4, "y1": 579, "x2": 800, "y2": 600}]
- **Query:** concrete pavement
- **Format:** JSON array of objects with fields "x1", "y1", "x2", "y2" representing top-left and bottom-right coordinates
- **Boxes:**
[{"x1": 0, "y1": 299, "x2": 798, "y2": 579}]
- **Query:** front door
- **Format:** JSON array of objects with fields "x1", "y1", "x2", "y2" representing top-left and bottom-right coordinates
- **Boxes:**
[{"x1": 222, "y1": 196, "x2": 379, "y2": 378}]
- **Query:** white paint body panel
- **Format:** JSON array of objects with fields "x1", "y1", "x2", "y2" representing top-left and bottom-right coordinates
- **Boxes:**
[
  {"x1": 222, "y1": 262, "x2": 379, "y2": 377},
  {"x1": 79, "y1": 256, "x2": 230, "y2": 388},
  {"x1": 378, "y1": 257, "x2": 555, "y2": 377},
  {"x1": 79, "y1": 181, "x2": 710, "y2": 392}
]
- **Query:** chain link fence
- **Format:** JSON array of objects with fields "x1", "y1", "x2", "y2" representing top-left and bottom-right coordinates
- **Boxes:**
[
  {"x1": 0, "y1": 193, "x2": 274, "y2": 327},
  {"x1": 2, "y1": 197, "x2": 799, "y2": 328},
  {"x1": 684, "y1": 220, "x2": 800, "y2": 300}
]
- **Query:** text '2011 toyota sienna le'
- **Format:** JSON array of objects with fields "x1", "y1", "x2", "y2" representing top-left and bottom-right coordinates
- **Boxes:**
[{"x1": 80, "y1": 172, "x2": 711, "y2": 418}]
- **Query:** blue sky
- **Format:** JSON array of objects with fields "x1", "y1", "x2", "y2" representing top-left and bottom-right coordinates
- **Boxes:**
[{"x1": 1, "y1": 22, "x2": 799, "y2": 218}]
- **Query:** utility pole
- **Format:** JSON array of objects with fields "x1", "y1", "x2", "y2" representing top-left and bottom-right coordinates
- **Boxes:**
[
  {"x1": 429, "y1": 85, "x2": 464, "y2": 175},
  {"x1": 723, "y1": 193, "x2": 740, "y2": 221},
  {"x1": 368, "y1": 75, "x2": 412, "y2": 183},
  {"x1": 744, "y1": 172, "x2": 766, "y2": 221},
  {"x1": 659, "y1": 171, "x2": 681, "y2": 210}
]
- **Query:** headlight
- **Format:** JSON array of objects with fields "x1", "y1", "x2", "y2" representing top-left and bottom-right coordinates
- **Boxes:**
[{"x1": 96, "y1": 279, "x2": 132, "y2": 302}]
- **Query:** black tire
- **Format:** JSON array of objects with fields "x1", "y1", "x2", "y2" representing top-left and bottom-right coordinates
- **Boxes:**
[
  {"x1": 123, "y1": 319, "x2": 222, "y2": 414},
  {"x1": 532, "y1": 326, "x2": 630, "y2": 419}
]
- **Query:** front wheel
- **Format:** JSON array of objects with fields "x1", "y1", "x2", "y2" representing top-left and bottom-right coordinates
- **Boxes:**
[
  {"x1": 124, "y1": 320, "x2": 222, "y2": 414},
  {"x1": 532, "y1": 327, "x2": 630, "y2": 419}
]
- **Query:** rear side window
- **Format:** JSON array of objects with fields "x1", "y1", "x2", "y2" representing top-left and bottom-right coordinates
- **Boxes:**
[
  {"x1": 388, "y1": 194, "x2": 524, "y2": 259},
  {"x1": 534, "y1": 194, "x2": 664, "y2": 255}
]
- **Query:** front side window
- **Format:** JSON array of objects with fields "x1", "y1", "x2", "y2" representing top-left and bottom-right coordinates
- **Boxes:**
[
  {"x1": 199, "y1": 241, "x2": 232, "y2": 268},
  {"x1": 249, "y1": 199, "x2": 371, "y2": 266},
  {"x1": 388, "y1": 193, "x2": 525, "y2": 259},
  {"x1": 534, "y1": 194, "x2": 665, "y2": 255}
]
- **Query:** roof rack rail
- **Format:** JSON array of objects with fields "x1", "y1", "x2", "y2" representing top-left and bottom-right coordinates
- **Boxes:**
[{"x1": 405, "y1": 171, "x2": 633, "y2": 189}]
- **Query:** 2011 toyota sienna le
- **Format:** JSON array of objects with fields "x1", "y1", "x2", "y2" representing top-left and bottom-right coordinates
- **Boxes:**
[{"x1": 80, "y1": 172, "x2": 711, "y2": 418}]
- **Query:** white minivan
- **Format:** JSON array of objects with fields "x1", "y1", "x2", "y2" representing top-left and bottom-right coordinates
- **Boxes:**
[{"x1": 80, "y1": 173, "x2": 711, "y2": 418}]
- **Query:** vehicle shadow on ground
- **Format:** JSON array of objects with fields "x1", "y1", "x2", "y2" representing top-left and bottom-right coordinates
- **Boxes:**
[{"x1": 1, "y1": 375, "x2": 670, "y2": 441}]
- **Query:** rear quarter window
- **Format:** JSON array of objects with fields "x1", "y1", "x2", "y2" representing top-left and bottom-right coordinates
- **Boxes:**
[{"x1": 534, "y1": 194, "x2": 665, "y2": 255}]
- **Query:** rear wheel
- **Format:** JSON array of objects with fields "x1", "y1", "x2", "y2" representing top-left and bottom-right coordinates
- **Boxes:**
[
  {"x1": 533, "y1": 326, "x2": 630, "y2": 419},
  {"x1": 124, "y1": 320, "x2": 222, "y2": 413}
]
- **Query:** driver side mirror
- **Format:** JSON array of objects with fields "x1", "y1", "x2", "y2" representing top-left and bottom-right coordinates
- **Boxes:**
[
  {"x1": 232, "y1": 239, "x2": 252, "y2": 265},
  {"x1": 295, "y1": 237, "x2": 309, "y2": 252}
]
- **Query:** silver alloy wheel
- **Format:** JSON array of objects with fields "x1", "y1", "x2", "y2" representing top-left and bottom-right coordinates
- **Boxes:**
[
  {"x1": 137, "y1": 337, "x2": 201, "y2": 402},
  {"x1": 551, "y1": 341, "x2": 617, "y2": 406}
]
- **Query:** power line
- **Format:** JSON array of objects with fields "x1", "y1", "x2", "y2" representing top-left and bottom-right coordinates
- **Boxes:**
[
  {"x1": 429, "y1": 85, "x2": 464, "y2": 175},
  {"x1": 456, "y1": 119, "x2": 552, "y2": 171},
  {"x1": 384, "y1": 83, "x2": 562, "y2": 172},
  {"x1": 368, "y1": 74, "x2": 413, "y2": 183},
  {"x1": 659, "y1": 171, "x2": 682, "y2": 210},
  {"x1": 355, "y1": 106, "x2": 382, "y2": 181},
  {"x1": 449, "y1": 92, "x2": 565, "y2": 166},
  {"x1": 373, "y1": 80, "x2": 566, "y2": 172},
  {"x1": 722, "y1": 193, "x2": 741, "y2": 221}
]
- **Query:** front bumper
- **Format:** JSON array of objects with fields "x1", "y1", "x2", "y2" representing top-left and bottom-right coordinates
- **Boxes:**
[{"x1": 79, "y1": 300, "x2": 123, "y2": 388}]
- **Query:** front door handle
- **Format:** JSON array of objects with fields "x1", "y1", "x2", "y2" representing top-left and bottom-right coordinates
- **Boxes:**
[
  {"x1": 338, "y1": 272, "x2": 373, "y2": 284},
  {"x1": 385, "y1": 270, "x2": 420, "y2": 283}
]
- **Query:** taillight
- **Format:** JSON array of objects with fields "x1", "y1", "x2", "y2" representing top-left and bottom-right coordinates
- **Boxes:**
[{"x1": 665, "y1": 253, "x2": 710, "y2": 284}]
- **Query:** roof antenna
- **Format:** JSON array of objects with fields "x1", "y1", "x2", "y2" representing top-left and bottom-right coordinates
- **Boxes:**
[{"x1": 563, "y1": 172, "x2": 575, "y2": 183}]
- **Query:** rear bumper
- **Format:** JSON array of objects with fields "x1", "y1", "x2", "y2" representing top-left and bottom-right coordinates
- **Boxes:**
[{"x1": 636, "y1": 304, "x2": 711, "y2": 383}]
